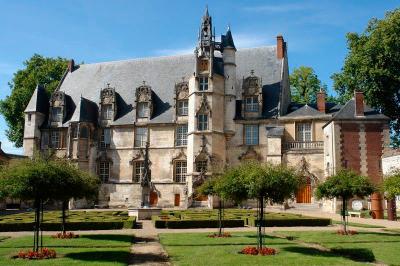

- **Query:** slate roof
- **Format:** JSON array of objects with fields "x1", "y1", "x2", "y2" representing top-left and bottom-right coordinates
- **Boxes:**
[
  {"x1": 57, "y1": 46, "x2": 282, "y2": 125},
  {"x1": 283, "y1": 105, "x2": 326, "y2": 118},
  {"x1": 24, "y1": 85, "x2": 49, "y2": 113},
  {"x1": 221, "y1": 28, "x2": 236, "y2": 50},
  {"x1": 69, "y1": 97, "x2": 98, "y2": 123},
  {"x1": 330, "y1": 99, "x2": 388, "y2": 120}
]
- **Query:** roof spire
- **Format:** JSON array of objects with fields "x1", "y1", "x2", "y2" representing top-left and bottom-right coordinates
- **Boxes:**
[{"x1": 204, "y1": 5, "x2": 209, "y2": 18}]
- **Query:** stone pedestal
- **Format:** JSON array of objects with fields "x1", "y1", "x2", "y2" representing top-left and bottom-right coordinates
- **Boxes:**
[{"x1": 128, "y1": 207, "x2": 161, "y2": 220}]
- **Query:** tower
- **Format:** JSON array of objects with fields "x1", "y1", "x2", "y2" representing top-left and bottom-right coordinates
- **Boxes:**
[{"x1": 23, "y1": 84, "x2": 49, "y2": 157}]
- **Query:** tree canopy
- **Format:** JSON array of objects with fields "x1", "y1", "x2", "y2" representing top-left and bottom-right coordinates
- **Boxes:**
[
  {"x1": 290, "y1": 66, "x2": 326, "y2": 104},
  {"x1": 0, "y1": 54, "x2": 68, "y2": 147},
  {"x1": 383, "y1": 169, "x2": 400, "y2": 199},
  {"x1": 331, "y1": 9, "x2": 400, "y2": 146}
]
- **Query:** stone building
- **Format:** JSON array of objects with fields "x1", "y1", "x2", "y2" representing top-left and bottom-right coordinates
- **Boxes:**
[{"x1": 23, "y1": 9, "x2": 389, "y2": 211}]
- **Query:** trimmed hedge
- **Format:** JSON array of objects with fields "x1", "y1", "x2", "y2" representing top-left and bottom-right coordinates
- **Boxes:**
[
  {"x1": 0, "y1": 217, "x2": 136, "y2": 232},
  {"x1": 247, "y1": 217, "x2": 331, "y2": 227},
  {"x1": 153, "y1": 219, "x2": 244, "y2": 229}
]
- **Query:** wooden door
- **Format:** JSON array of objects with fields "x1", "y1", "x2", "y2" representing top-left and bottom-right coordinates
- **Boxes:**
[
  {"x1": 296, "y1": 177, "x2": 311, "y2": 203},
  {"x1": 149, "y1": 191, "x2": 158, "y2": 207},
  {"x1": 174, "y1": 194, "x2": 180, "y2": 207}
]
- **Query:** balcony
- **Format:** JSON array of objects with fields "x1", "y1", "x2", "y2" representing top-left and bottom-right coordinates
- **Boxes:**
[{"x1": 284, "y1": 141, "x2": 323, "y2": 151}]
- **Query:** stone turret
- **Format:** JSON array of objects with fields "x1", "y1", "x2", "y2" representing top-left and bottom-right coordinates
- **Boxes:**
[{"x1": 23, "y1": 84, "x2": 49, "y2": 157}]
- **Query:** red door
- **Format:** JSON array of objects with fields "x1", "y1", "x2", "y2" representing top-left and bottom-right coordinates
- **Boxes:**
[
  {"x1": 149, "y1": 191, "x2": 158, "y2": 206},
  {"x1": 174, "y1": 194, "x2": 180, "y2": 207}
]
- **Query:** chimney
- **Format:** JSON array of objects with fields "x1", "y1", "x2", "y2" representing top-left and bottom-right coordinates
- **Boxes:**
[
  {"x1": 355, "y1": 91, "x2": 364, "y2": 116},
  {"x1": 277, "y1": 35, "x2": 285, "y2": 59},
  {"x1": 316, "y1": 88, "x2": 326, "y2": 113},
  {"x1": 68, "y1": 59, "x2": 75, "y2": 72}
]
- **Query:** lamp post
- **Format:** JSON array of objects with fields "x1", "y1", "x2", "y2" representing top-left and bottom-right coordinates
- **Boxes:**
[{"x1": 141, "y1": 141, "x2": 151, "y2": 207}]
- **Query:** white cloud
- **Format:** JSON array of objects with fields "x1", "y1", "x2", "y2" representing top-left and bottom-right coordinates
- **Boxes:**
[{"x1": 0, "y1": 137, "x2": 23, "y2": 155}]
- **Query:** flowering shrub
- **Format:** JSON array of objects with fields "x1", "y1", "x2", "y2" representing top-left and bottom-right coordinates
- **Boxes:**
[
  {"x1": 208, "y1": 232, "x2": 232, "y2": 238},
  {"x1": 18, "y1": 248, "x2": 56, "y2": 259},
  {"x1": 240, "y1": 246, "x2": 277, "y2": 256},
  {"x1": 337, "y1": 229, "x2": 358, "y2": 235},
  {"x1": 51, "y1": 232, "x2": 79, "y2": 239}
]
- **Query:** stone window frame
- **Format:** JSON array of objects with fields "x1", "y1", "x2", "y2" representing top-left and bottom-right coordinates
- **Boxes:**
[
  {"x1": 99, "y1": 84, "x2": 116, "y2": 124},
  {"x1": 199, "y1": 76, "x2": 209, "y2": 91},
  {"x1": 197, "y1": 114, "x2": 208, "y2": 131},
  {"x1": 135, "y1": 82, "x2": 153, "y2": 120},
  {"x1": 49, "y1": 91, "x2": 66, "y2": 126},
  {"x1": 195, "y1": 94, "x2": 212, "y2": 132},
  {"x1": 244, "y1": 96, "x2": 259, "y2": 113},
  {"x1": 101, "y1": 104, "x2": 113, "y2": 120},
  {"x1": 174, "y1": 160, "x2": 187, "y2": 183},
  {"x1": 174, "y1": 80, "x2": 189, "y2": 118},
  {"x1": 295, "y1": 122, "x2": 312, "y2": 142},
  {"x1": 195, "y1": 160, "x2": 208, "y2": 173},
  {"x1": 244, "y1": 124, "x2": 259, "y2": 146},
  {"x1": 51, "y1": 107, "x2": 63, "y2": 122},
  {"x1": 241, "y1": 71, "x2": 263, "y2": 118},
  {"x1": 133, "y1": 161, "x2": 144, "y2": 183},
  {"x1": 137, "y1": 102, "x2": 150, "y2": 118},
  {"x1": 134, "y1": 127, "x2": 148, "y2": 148},
  {"x1": 50, "y1": 130, "x2": 61, "y2": 148},
  {"x1": 99, "y1": 128, "x2": 111, "y2": 149},
  {"x1": 98, "y1": 161, "x2": 110, "y2": 183},
  {"x1": 177, "y1": 100, "x2": 188, "y2": 116},
  {"x1": 175, "y1": 124, "x2": 188, "y2": 147}
]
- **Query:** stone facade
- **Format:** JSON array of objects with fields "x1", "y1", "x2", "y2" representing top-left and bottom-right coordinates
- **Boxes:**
[{"x1": 23, "y1": 9, "x2": 390, "y2": 210}]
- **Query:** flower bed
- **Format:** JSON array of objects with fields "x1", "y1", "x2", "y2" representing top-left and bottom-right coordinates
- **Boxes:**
[
  {"x1": 336, "y1": 229, "x2": 358, "y2": 235},
  {"x1": 51, "y1": 232, "x2": 79, "y2": 239},
  {"x1": 17, "y1": 248, "x2": 56, "y2": 259},
  {"x1": 240, "y1": 246, "x2": 277, "y2": 256},
  {"x1": 208, "y1": 232, "x2": 232, "y2": 238}
]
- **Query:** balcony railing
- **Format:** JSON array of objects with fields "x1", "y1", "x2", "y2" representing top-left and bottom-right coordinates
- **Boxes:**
[{"x1": 285, "y1": 141, "x2": 323, "y2": 151}]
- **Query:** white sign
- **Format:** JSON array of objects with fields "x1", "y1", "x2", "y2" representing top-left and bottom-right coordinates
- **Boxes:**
[{"x1": 352, "y1": 200, "x2": 363, "y2": 211}]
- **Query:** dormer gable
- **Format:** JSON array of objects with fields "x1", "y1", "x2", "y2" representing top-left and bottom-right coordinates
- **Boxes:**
[
  {"x1": 99, "y1": 84, "x2": 116, "y2": 126},
  {"x1": 242, "y1": 70, "x2": 263, "y2": 118},
  {"x1": 49, "y1": 90, "x2": 66, "y2": 126},
  {"x1": 135, "y1": 82, "x2": 153, "y2": 120}
]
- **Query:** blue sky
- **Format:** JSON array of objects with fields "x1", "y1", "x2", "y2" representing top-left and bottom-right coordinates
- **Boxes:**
[{"x1": 0, "y1": 0, "x2": 399, "y2": 154}]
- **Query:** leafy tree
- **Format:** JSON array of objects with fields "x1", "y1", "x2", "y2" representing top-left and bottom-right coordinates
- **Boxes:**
[
  {"x1": 0, "y1": 54, "x2": 68, "y2": 147},
  {"x1": 383, "y1": 169, "x2": 400, "y2": 199},
  {"x1": 290, "y1": 66, "x2": 325, "y2": 104},
  {"x1": 0, "y1": 154, "x2": 99, "y2": 251},
  {"x1": 331, "y1": 9, "x2": 400, "y2": 146},
  {"x1": 217, "y1": 161, "x2": 300, "y2": 249},
  {"x1": 315, "y1": 169, "x2": 375, "y2": 234}
]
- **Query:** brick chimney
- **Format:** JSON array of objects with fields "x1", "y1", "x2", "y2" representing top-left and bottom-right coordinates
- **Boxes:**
[
  {"x1": 277, "y1": 35, "x2": 285, "y2": 59},
  {"x1": 316, "y1": 88, "x2": 326, "y2": 113},
  {"x1": 354, "y1": 91, "x2": 364, "y2": 116},
  {"x1": 68, "y1": 59, "x2": 75, "y2": 72}
]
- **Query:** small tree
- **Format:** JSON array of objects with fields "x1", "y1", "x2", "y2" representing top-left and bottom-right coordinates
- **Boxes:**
[
  {"x1": 218, "y1": 161, "x2": 300, "y2": 249},
  {"x1": 316, "y1": 169, "x2": 375, "y2": 234},
  {"x1": 383, "y1": 169, "x2": 400, "y2": 220}
]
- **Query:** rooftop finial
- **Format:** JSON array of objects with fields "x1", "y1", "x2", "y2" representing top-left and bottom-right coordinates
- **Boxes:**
[
  {"x1": 227, "y1": 24, "x2": 231, "y2": 32},
  {"x1": 142, "y1": 80, "x2": 146, "y2": 85},
  {"x1": 204, "y1": 5, "x2": 209, "y2": 18},
  {"x1": 106, "y1": 83, "x2": 110, "y2": 88},
  {"x1": 250, "y1": 70, "x2": 255, "y2": 76}
]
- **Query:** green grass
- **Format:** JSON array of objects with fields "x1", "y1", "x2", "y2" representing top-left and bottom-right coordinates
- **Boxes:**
[
  {"x1": 0, "y1": 210, "x2": 130, "y2": 224},
  {"x1": 160, "y1": 232, "x2": 368, "y2": 266},
  {"x1": 280, "y1": 231, "x2": 400, "y2": 265},
  {"x1": 331, "y1": 220, "x2": 385, "y2": 228},
  {"x1": 0, "y1": 234, "x2": 132, "y2": 265}
]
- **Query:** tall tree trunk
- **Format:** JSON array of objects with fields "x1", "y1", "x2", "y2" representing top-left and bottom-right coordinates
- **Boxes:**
[
  {"x1": 218, "y1": 197, "x2": 222, "y2": 236},
  {"x1": 342, "y1": 197, "x2": 347, "y2": 234},
  {"x1": 257, "y1": 196, "x2": 264, "y2": 249},
  {"x1": 33, "y1": 198, "x2": 40, "y2": 252},
  {"x1": 40, "y1": 199, "x2": 43, "y2": 250},
  {"x1": 62, "y1": 200, "x2": 67, "y2": 234}
]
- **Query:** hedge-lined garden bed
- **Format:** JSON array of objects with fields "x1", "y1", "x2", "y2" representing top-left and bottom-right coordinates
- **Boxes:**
[
  {"x1": 0, "y1": 210, "x2": 135, "y2": 231},
  {"x1": 152, "y1": 209, "x2": 331, "y2": 228}
]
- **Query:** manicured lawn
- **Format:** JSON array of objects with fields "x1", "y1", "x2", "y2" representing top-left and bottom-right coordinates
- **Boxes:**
[
  {"x1": 0, "y1": 234, "x2": 132, "y2": 265},
  {"x1": 160, "y1": 232, "x2": 367, "y2": 265},
  {"x1": 331, "y1": 220, "x2": 385, "y2": 228},
  {"x1": 280, "y1": 231, "x2": 400, "y2": 265}
]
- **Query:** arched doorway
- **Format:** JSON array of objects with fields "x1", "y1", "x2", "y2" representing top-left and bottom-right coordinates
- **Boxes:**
[
  {"x1": 296, "y1": 176, "x2": 311, "y2": 203},
  {"x1": 149, "y1": 191, "x2": 158, "y2": 207}
]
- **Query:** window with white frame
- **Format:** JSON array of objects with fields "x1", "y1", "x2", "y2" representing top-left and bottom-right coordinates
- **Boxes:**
[
  {"x1": 133, "y1": 161, "x2": 144, "y2": 183},
  {"x1": 137, "y1": 102, "x2": 149, "y2": 118},
  {"x1": 176, "y1": 124, "x2": 188, "y2": 146},
  {"x1": 174, "y1": 161, "x2": 187, "y2": 183},
  {"x1": 199, "y1": 76, "x2": 208, "y2": 91},
  {"x1": 197, "y1": 114, "x2": 208, "y2": 131},
  {"x1": 100, "y1": 128, "x2": 111, "y2": 149},
  {"x1": 52, "y1": 107, "x2": 63, "y2": 122},
  {"x1": 101, "y1": 104, "x2": 113, "y2": 120},
  {"x1": 244, "y1": 96, "x2": 259, "y2": 112},
  {"x1": 244, "y1": 125, "x2": 259, "y2": 145},
  {"x1": 196, "y1": 160, "x2": 208, "y2": 173},
  {"x1": 296, "y1": 123, "x2": 312, "y2": 142},
  {"x1": 177, "y1": 100, "x2": 188, "y2": 116},
  {"x1": 134, "y1": 127, "x2": 148, "y2": 147},
  {"x1": 50, "y1": 131, "x2": 60, "y2": 148},
  {"x1": 99, "y1": 161, "x2": 110, "y2": 182}
]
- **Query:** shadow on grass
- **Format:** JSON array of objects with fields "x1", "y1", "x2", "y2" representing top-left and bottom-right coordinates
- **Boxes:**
[
  {"x1": 128, "y1": 252, "x2": 169, "y2": 264},
  {"x1": 283, "y1": 246, "x2": 375, "y2": 263},
  {"x1": 80, "y1": 234, "x2": 133, "y2": 243},
  {"x1": 65, "y1": 251, "x2": 130, "y2": 264}
]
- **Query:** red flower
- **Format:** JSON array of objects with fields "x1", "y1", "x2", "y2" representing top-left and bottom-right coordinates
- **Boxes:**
[{"x1": 240, "y1": 246, "x2": 277, "y2": 256}]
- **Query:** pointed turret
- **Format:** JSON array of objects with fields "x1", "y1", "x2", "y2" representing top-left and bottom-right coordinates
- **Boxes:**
[
  {"x1": 221, "y1": 26, "x2": 236, "y2": 51},
  {"x1": 198, "y1": 6, "x2": 213, "y2": 56}
]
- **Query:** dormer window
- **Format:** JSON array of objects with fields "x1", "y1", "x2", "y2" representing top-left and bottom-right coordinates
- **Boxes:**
[
  {"x1": 199, "y1": 76, "x2": 208, "y2": 91},
  {"x1": 244, "y1": 96, "x2": 259, "y2": 112},
  {"x1": 175, "y1": 81, "x2": 189, "y2": 117},
  {"x1": 177, "y1": 100, "x2": 188, "y2": 116},
  {"x1": 101, "y1": 104, "x2": 113, "y2": 120},
  {"x1": 52, "y1": 107, "x2": 63, "y2": 122},
  {"x1": 137, "y1": 102, "x2": 149, "y2": 118},
  {"x1": 135, "y1": 82, "x2": 153, "y2": 120}
]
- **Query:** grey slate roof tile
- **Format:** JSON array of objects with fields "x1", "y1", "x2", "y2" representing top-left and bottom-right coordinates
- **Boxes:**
[{"x1": 24, "y1": 85, "x2": 49, "y2": 113}]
